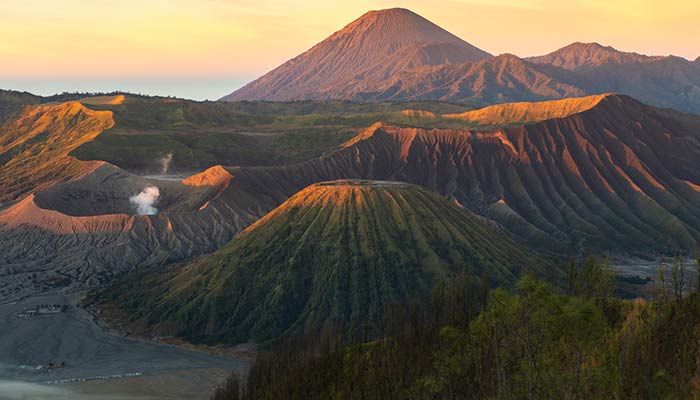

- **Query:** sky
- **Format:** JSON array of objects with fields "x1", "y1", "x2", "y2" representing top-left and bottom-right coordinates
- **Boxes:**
[{"x1": 1, "y1": 0, "x2": 698, "y2": 100}]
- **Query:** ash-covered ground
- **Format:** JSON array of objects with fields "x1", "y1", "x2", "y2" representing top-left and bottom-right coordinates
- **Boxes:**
[{"x1": 0, "y1": 293, "x2": 250, "y2": 399}]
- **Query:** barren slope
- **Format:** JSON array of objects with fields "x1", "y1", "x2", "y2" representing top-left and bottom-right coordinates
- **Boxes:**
[
  {"x1": 443, "y1": 94, "x2": 608, "y2": 126},
  {"x1": 0, "y1": 163, "x2": 266, "y2": 300},
  {"x1": 222, "y1": 8, "x2": 491, "y2": 101}
]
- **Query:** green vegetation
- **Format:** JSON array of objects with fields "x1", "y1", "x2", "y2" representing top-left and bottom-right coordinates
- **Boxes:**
[
  {"x1": 95, "y1": 181, "x2": 548, "y2": 345},
  {"x1": 1, "y1": 90, "x2": 481, "y2": 175},
  {"x1": 215, "y1": 257, "x2": 700, "y2": 400},
  {"x1": 0, "y1": 101, "x2": 114, "y2": 205},
  {"x1": 0, "y1": 90, "x2": 41, "y2": 124},
  {"x1": 69, "y1": 95, "x2": 478, "y2": 173}
]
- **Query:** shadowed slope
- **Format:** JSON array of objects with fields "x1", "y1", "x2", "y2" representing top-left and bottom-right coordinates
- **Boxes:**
[{"x1": 101, "y1": 180, "x2": 544, "y2": 344}]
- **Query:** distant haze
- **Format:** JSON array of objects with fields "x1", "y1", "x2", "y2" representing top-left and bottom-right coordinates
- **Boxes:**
[
  {"x1": 0, "y1": 77, "x2": 252, "y2": 101},
  {"x1": 1, "y1": 1, "x2": 697, "y2": 100}
]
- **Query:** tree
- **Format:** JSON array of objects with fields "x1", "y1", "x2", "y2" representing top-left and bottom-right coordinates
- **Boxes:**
[
  {"x1": 670, "y1": 256, "x2": 686, "y2": 301},
  {"x1": 567, "y1": 255, "x2": 614, "y2": 299}
]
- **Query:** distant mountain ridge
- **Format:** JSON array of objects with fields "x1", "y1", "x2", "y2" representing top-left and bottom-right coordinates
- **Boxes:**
[
  {"x1": 527, "y1": 42, "x2": 663, "y2": 70},
  {"x1": 222, "y1": 9, "x2": 700, "y2": 114}
]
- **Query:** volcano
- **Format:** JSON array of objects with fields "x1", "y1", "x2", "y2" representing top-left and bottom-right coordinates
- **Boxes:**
[
  {"x1": 99, "y1": 180, "x2": 545, "y2": 343},
  {"x1": 221, "y1": 8, "x2": 492, "y2": 101},
  {"x1": 222, "y1": 9, "x2": 700, "y2": 114}
]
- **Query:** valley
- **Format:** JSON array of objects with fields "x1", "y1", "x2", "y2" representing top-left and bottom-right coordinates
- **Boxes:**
[{"x1": 0, "y1": 292, "x2": 250, "y2": 399}]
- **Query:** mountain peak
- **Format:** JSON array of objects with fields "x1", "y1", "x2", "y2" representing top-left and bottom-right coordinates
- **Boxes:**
[
  {"x1": 221, "y1": 9, "x2": 491, "y2": 101},
  {"x1": 528, "y1": 42, "x2": 657, "y2": 70},
  {"x1": 358, "y1": 7, "x2": 418, "y2": 18},
  {"x1": 325, "y1": 7, "x2": 478, "y2": 51}
]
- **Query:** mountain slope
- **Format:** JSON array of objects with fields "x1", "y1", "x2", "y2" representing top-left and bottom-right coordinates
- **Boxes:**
[
  {"x1": 100, "y1": 180, "x2": 545, "y2": 344},
  {"x1": 208, "y1": 94, "x2": 700, "y2": 254},
  {"x1": 5, "y1": 94, "x2": 700, "y2": 300},
  {"x1": 0, "y1": 101, "x2": 114, "y2": 205},
  {"x1": 576, "y1": 56, "x2": 700, "y2": 113},
  {"x1": 527, "y1": 42, "x2": 662, "y2": 70},
  {"x1": 222, "y1": 8, "x2": 492, "y2": 101},
  {"x1": 221, "y1": 8, "x2": 700, "y2": 114},
  {"x1": 353, "y1": 54, "x2": 587, "y2": 103}
]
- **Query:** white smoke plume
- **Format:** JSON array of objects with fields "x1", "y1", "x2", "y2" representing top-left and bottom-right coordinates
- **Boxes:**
[
  {"x1": 159, "y1": 153, "x2": 173, "y2": 174},
  {"x1": 129, "y1": 186, "x2": 160, "y2": 216}
]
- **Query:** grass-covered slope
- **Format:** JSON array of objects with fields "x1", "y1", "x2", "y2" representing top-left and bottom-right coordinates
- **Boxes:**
[
  {"x1": 0, "y1": 101, "x2": 114, "y2": 205},
  {"x1": 100, "y1": 180, "x2": 546, "y2": 344},
  {"x1": 69, "y1": 95, "x2": 474, "y2": 173}
]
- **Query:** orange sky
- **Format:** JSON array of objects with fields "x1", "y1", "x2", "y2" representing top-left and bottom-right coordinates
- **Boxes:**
[{"x1": 1, "y1": 0, "x2": 698, "y2": 98}]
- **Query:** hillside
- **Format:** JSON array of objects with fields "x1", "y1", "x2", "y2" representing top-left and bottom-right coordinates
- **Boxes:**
[
  {"x1": 443, "y1": 94, "x2": 608, "y2": 125},
  {"x1": 222, "y1": 8, "x2": 492, "y2": 101},
  {"x1": 575, "y1": 56, "x2": 700, "y2": 112},
  {"x1": 0, "y1": 90, "x2": 42, "y2": 124},
  {"x1": 97, "y1": 180, "x2": 545, "y2": 344},
  {"x1": 0, "y1": 101, "x2": 114, "y2": 205},
  {"x1": 340, "y1": 54, "x2": 587, "y2": 104},
  {"x1": 207, "y1": 94, "x2": 700, "y2": 254}
]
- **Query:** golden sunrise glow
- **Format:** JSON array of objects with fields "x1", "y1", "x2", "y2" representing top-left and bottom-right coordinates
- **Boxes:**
[{"x1": 0, "y1": 0, "x2": 698, "y2": 79}]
